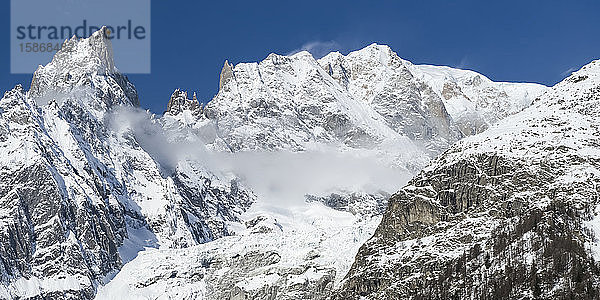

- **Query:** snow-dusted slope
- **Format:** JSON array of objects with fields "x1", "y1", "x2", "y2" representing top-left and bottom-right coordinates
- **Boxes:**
[
  {"x1": 405, "y1": 62, "x2": 547, "y2": 135},
  {"x1": 97, "y1": 202, "x2": 380, "y2": 299},
  {"x1": 335, "y1": 60, "x2": 600, "y2": 299}
]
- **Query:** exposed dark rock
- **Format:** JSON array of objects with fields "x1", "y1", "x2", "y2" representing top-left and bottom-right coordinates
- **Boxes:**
[{"x1": 333, "y1": 60, "x2": 600, "y2": 300}]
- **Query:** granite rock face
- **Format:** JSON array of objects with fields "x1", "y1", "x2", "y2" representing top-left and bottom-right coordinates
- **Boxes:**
[{"x1": 334, "y1": 60, "x2": 600, "y2": 300}]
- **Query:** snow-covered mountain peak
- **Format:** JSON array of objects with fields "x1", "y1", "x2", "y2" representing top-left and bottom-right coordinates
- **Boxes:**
[
  {"x1": 321, "y1": 45, "x2": 546, "y2": 139},
  {"x1": 33, "y1": 26, "x2": 115, "y2": 80},
  {"x1": 349, "y1": 42, "x2": 394, "y2": 57},
  {"x1": 558, "y1": 59, "x2": 600, "y2": 89},
  {"x1": 261, "y1": 50, "x2": 323, "y2": 76},
  {"x1": 29, "y1": 27, "x2": 138, "y2": 108},
  {"x1": 170, "y1": 43, "x2": 545, "y2": 161},
  {"x1": 320, "y1": 50, "x2": 344, "y2": 60},
  {"x1": 84, "y1": 26, "x2": 117, "y2": 74},
  {"x1": 201, "y1": 45, "x2": 410, "y2": 153},
  {"x1": 288, "y1": 50, "x2": 315, "y2": 60},
  {"x1": 344, "y1": 43, "x2": 405, "y2": 71}
]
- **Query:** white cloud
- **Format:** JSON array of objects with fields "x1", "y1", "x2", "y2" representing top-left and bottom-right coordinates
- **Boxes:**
[
  {"x1": 453, "y1": 56, "x2": 470, "y2": 70},
  {"x1": 213, "y1": 150, "x2": 411, "y2": 206},
  {"x1": 106, "y1": 107, "x2": 412, "y2": 208}
]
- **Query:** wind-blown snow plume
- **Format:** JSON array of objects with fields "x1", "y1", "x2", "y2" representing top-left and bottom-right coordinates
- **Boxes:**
[{"x1": 289, "y1": 40, "x2": 341, "y2": 58}]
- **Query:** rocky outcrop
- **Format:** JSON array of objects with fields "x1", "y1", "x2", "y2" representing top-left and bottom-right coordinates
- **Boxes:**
[
  {"x1": 165, "y1": 89, "x2": 202, "y2": 116},
  {"x1": 305, "y1": 191, "x2": 390, "y2": 217},
  {"x1": 219, "y1": 60, "x2": 235, "y2": 90},
  {"x1": 334, "y1": 60, "x2": 600, "y2": 299}
]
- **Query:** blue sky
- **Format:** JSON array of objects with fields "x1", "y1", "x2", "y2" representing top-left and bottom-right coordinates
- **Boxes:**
[{"x1": 1, "y1": 0, "x2": 600, "y2": 113}]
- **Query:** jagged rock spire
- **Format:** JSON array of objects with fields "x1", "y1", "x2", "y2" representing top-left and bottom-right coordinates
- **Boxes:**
[
  {"x1": 219, "y1": 60, "x2": 234, "y2": 90},
  {"x1": 165, "y1": 89, "x2": 201, "y2": 116}
]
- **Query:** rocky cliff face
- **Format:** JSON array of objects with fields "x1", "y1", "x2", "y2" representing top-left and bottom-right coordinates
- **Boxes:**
[
  {"x1": 0, "y1": 84, "x2": 126, "y2": 299},
  {"x1": 334, "y1": 60, "x2": 600, "y2": 299},
  {"x1": 0, "y1": 28, "x2": 254, "y2": 299}
]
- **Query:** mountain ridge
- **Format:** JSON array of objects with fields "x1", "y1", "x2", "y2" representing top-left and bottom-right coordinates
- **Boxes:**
[{"x1": 0, "y1": 28, "x2": 568, "y2": 299}]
